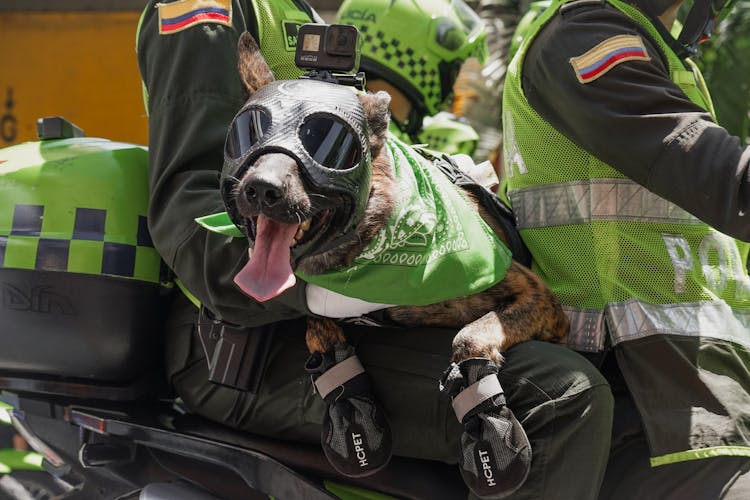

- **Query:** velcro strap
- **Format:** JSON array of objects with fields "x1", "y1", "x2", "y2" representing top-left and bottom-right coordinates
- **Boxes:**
[
  {"x1": 313, "y1": 355, "x2": 365, "y2": 400},
  {"x1": 452, "y1": 375, "x2": 504, "y2": 423}
]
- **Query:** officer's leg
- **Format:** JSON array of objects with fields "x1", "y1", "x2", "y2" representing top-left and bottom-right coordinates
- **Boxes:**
[
  {"x1": 166, "y1": 293, "x2": 613, "y2": 498},
  {"x1": 490, "y1": 341, "x2": 613, "y2": 500},
  {"x1": 599, "y1": 391, "x2": 750, "y2": 500},
  {"x1": 164, "y1": 293, "x2": 324, "y2": 443}
]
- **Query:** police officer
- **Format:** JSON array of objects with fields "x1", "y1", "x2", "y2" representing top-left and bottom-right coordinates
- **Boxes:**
[
  {"x1": 335, "y1": 0, "x2": 487, "y2": 157},
  {"x1": 503, "y1": 0, "x2": 750, "y2": 497},
  {"x1": 137, "y1": 1, "x2": 613, "y2": 498}
]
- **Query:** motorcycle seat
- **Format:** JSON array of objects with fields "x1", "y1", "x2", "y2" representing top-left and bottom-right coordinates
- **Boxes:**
[{"x1": 174, "y1": 413, "x2": 468, "y2": 500}]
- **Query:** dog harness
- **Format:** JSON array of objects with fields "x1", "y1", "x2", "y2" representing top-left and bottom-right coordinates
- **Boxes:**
[{"x1": 199, "y1": 135, "x2": 512, "y2": 306}]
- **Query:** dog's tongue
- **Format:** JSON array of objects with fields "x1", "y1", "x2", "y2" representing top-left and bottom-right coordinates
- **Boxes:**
[{"x1": 234, "y1": 215, "x2": 298, "y2": 302}]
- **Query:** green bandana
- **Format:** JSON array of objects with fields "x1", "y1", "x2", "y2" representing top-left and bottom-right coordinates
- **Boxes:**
[{"x1": 197, "y1": 137, "x2": 512, "y2": 306}]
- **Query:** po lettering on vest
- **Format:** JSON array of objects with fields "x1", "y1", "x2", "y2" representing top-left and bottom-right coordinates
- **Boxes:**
[
  {"x1": 662, "y1": 233, "x2": 750, "y2": 298},
  {"x1": 351, "y1": 432, "x2": 368, "y2": 467},
  {"x1": 477, "y1": 449, "x2": 496, "y2": 487}
]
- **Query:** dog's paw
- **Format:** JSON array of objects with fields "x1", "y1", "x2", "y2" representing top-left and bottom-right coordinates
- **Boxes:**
[
  {"x1": 441, "y1": 358, "x2": 531, "y2": 499},
  {"x1": 306, "y1": 345, "x2": 392, "y2": 477}
]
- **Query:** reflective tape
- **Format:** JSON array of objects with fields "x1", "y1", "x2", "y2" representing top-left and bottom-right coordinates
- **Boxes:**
[
  {"x1": 313, "y1": 355, "x2": 365, "y2": 401},
  {"x1": 607, "y1": 299, "x2": 750, "y2": 348},
  {"x1": 561, "y1": 300, "x2": 750, "y2": 352},
  {"x1": 508, "y1": 179, "x2": 701, "y2": 229},
  {"x1": 563, "y1": 306, "x2": 608, "y2": 352},
  {"x1": 451, "y1": 374, "x2": 504, "y2": 423}
]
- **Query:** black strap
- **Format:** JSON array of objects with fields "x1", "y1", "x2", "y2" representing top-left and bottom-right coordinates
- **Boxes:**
[
  {"x1": 433, "y1": 154, "x2": 532, "y2": 268},
  {"x1": 626, "y1": 0, "x2": 694, "y2": 59}
]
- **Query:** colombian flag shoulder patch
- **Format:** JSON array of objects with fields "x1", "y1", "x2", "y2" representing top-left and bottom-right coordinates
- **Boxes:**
[
  {"x1": 569, "y1": 34, "x2": 650, "y2": 84},
  {"x1": 158, "y1": 0, "x2": 232, "y2": 35}
]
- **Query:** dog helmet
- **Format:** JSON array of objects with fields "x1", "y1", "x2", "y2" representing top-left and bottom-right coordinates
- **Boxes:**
[
  {"x1": 335, "y1": 0, "x2": 488, "y2": 137},
  {"x1": 220, "y1": 79, "x2": 372, "y2": 261}
]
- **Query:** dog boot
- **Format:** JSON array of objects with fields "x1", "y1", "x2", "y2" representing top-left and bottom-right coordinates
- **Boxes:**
[
  {"x1": 440, "y1": 358, "x2": 531, "y2": 499},
  {"x1": 306, "y1": 344, "x2": 392, "y2": 477}
]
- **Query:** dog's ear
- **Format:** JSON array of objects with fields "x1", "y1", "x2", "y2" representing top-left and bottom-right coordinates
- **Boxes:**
[
  {"x1": 358, "y1": 91, "x2": 391, "y2": 159},
  {"x1": 237, "y1": 31, "x2": 275, "y2": 96}
]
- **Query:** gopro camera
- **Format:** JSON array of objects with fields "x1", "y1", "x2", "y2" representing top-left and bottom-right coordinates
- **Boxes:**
[{"x1": 295, "y1": 23, "x2": 361, "y2": 75}]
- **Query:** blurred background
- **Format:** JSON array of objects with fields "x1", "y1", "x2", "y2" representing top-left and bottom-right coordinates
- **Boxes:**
[
  {"x1": 0, "y1": 0, "x2": 343, "y2": 147},
  {"x1": 2, "y1": 1, "x2": 745, "y2": 151}
]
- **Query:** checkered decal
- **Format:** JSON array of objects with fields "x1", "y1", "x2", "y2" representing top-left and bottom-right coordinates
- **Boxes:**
[
  {"x1": 359, "y1": 24, "x2": 442, "y2": 110},
  {"x1": 418, "y1": 131, "x2": 451, "y2": 152},
  {"x1": 0, "y1": 204, "x2": 163, "y2": 283}
]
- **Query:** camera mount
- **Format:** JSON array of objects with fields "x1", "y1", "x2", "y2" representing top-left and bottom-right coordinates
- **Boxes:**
[{"x1": 295, "y1": 23, "x2": 365, "y2": 90}]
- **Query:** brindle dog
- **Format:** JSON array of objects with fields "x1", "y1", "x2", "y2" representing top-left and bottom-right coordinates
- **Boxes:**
[{"x1": 226, "y1": 32, "x2": 568, "y2": 498}]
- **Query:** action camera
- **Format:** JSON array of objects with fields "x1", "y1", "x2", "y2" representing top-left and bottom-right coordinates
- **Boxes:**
[{"x1": 295, "y1": 23, "x2": 361, "y2": 74}]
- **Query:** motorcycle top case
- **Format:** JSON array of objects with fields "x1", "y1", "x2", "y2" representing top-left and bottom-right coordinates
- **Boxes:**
[{"x1": 0, "y1": 134, "x2": 168, "y2": 382}]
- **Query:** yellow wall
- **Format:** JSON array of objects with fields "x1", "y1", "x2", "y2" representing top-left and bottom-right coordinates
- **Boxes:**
[{"x1": 0, "y1": 11, "x2": 148, "y2": 147}]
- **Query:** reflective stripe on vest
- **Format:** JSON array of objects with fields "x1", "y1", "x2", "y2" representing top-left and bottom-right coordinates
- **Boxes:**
[
  {"x1": 564, "y1": 301, "x2": 750, "y2": 353},
  {"x1": 509, "y1": 179, "x2": 702, "y2": 229}
]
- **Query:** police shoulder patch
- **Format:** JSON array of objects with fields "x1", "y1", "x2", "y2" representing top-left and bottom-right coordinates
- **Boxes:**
[
  {"x1": 158, "y1": 0, "x2": 232, "y2": 35},
  {"x1": 569, "y1": 34, "x2": 650, "y2": 84}
]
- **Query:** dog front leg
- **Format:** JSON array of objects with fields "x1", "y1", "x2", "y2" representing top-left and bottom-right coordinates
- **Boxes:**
[
  {"x1": 304, "y1": 317, "x2": 392, "y2": 477},
  {"x1": 440, "y1": 312, "x2": 532, "y2": 499}
]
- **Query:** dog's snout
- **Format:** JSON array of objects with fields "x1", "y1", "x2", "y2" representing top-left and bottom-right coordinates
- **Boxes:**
[
  {"x1": 234, "y1": 153, "x2": 308, "y2": 220},
  {"x1": 244, "y1": 178, "x2": 283, "y2": 206}
]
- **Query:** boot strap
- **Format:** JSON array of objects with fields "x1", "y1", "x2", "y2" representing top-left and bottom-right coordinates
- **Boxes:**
[
  {"x1": 452, "y1": 375, "x2": 503, "y2": 423},
  {"x1": 313, "y1": 355, "x2": 365, "y2": 400}
]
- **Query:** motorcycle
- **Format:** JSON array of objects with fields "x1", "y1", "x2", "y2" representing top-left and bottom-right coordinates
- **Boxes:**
[
  {"x1": 1, "y1": 401, "x2": 67, "y2": 500},
  {"x1": 0, "y1": 117, "x2": 468, "y2": 500}
]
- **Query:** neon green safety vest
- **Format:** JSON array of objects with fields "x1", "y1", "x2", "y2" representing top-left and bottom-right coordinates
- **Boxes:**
[
  {"x1": 503, "y1": 0, "x2": 750, "y2": 466},
  {"x1": 251, "y1": 0, "x2": 316, "y2": 80}
]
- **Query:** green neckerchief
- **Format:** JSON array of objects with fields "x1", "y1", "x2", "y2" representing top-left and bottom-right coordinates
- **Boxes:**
[{"x1": 197, "y1": 136, "x2": 512, "y2": 305}]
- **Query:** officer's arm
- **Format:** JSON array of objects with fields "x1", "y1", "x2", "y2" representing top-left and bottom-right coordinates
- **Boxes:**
[
  {"x1": 522, "y1": 5, "x2": 750, "y2": 241},
  {"x1": 137, "y1": 0, "x2": 309, "y2": 325}
]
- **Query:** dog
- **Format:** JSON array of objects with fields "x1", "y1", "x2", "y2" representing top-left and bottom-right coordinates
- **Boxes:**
[{"x1": 220, "y1": 32, "x2": 568, "y2": 499}]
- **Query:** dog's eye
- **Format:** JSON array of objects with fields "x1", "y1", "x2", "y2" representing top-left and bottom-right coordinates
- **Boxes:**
[
  {"x1": 225, "y1": 108, "x2": 271, "y2": 159},
  {"x1": 300, "y1": 116, "x2": 361, "y2": 170}
]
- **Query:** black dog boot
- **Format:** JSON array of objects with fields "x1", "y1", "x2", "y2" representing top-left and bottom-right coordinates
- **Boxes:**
[
  {"x1": 306, "y1": 345, "x2": 392, "y2": 477},
  {"x1": 441, "y1": 358, "x2": 531, "y2": 499}
]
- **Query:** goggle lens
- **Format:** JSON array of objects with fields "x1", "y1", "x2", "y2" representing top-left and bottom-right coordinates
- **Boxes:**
[
  {"x1": 225, "y1": 108, "x2": 271, "y2": 159},
  {"x1": 300, "y1": 116, "x2": 361, "y2": 170}
]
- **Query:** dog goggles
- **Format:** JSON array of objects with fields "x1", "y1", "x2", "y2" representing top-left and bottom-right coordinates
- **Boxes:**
[
  {"x1": 226, "y1": 108, "x2": 362, "y2": 172},
  {"x1": 221, "y1": 79, "x2": 373, "y2": 257}
]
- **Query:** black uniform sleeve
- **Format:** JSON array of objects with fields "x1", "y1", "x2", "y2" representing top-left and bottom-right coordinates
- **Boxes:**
[
  {"x1": 522, "y1": 2, "x2": 750, "y2": 241},
  {"x1": 137, "y1": 0, "x2": 310, "y2": 325}
]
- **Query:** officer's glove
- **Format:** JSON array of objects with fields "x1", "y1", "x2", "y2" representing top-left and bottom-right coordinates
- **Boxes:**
[
  {"x1": 306, "y1": 345, "x2": 392, "y2": 477},
  {"x1": 441, "y1": 358, "x2": 531, "y2": 499}
]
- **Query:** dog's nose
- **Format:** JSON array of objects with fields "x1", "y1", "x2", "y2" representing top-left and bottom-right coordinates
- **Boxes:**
[{"x1": 244, "y1": 179, "x2": 282, "y2": 207}]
